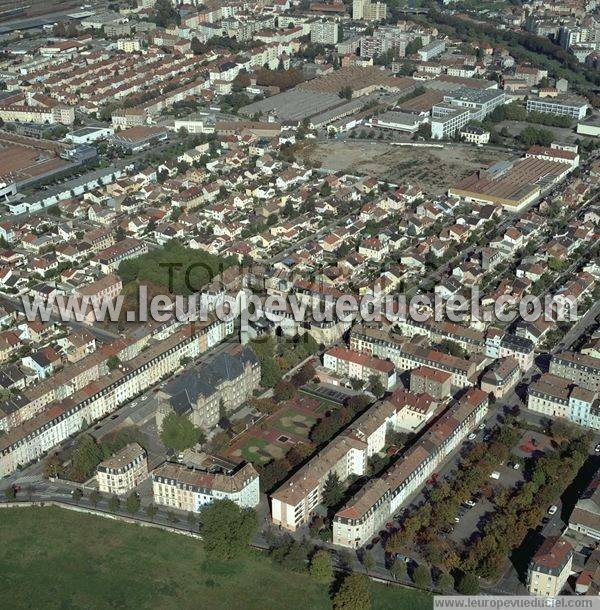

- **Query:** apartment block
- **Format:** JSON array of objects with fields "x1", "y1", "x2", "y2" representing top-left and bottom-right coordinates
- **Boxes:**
[
  {"x1": 96, "y1": 443, "x2": 148, "y2": 495},
  {"x1": 270, "y1": 388, "x2": 440, "y2": 531},
  {"x1": 322, "y1": 346, "x2": 397, "y2": 391},
  {"x1": 352, "y1": 0, "x2": 387, "y2": 21},
  {"x1": 152, "y1": 462, "x2": 260, "y2": 510},
  {"x1": 550, "y1": 351, "x2": 600, "y2": 392},
  {"x1": 527, "y1": 373, "x2": 599, "y2": 430},
  {"x1": 350, "y1": 325, "x2": 479, "y2": 388},
  {"x1": 527, "y1": 536, "x2": 573, "y2": 597},
  {"x1": 526, "y1": 96, "x2": 588, "y2": 120},
  {"x1": 410, "y1": 366, "x2": 452, "y2": 399},
  {"x1": 310, "y1": 20, "x2": 339, "y2": 45},
  {"x1": 333, "y1": 388, "x2": 489, "y2": 548},
  {"x1": 156, "y1": 344, "x2": 261, "y2": 430},
  {"x1": 568, "y1": 470, "x2": 600, "y2": 540},
  {"x1": 0, "y1": 318, "x2": 234, "y2": 478}
]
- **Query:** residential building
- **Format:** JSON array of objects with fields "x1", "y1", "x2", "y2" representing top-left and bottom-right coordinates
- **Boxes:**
[
  {"x1": 527, "y1": 373, "x2": 599, "y2": 430},
  {"x1": 322, "y1": 346, "x2": 397, "y2": 391},
  {"x1": 310, "y1": 20, "x2": 340, "y2": 45},
  {"x1": 550, "y1": 351, "x2": 600, "y2": 392},
  {"x1": 568, "y1": 470, "x2": 600, "y2": 540},
  {"x1": 152, "y1": 462, "x2": 260, "y2": 510},
  {"x1": 332, "y1": 388, "x2": 489, "y2": 547},
  {"x1": 156, "y1": 344, "x2": 261, "y2": 430},
  {"x1": 527, "y1": 536, "x2": 573, "y2": 597},
  {"x1": 409, "y1": 366, "x2": 452, "y2": 399},
  {"x1": 96, "y1": 443, "x2": 148, "y2": 495},
  {"x1": 526, "y1": 96, "x2": 588, "y2": 120}
]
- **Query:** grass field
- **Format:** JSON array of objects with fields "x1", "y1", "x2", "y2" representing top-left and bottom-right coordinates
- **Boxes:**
[{"x1": 0, "y1": 507, "x2": 432, "y2": 610}]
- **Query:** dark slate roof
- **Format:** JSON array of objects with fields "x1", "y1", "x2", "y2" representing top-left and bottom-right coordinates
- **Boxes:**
[{"x1": 164, "y1": 345, "x2": 258, "y2": 415}]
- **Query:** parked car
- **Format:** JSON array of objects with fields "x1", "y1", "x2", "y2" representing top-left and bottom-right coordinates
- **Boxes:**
[
  {"x1": 548, "y1": 505, "x2": 558, "y2": 516},
  {"x1": 464, "y1": 499, "x2": 477, "y2": 507},
  {"x1": 595, "y1": 443, "x2": 600, "y2": 453},
  {"x1": 490, "y1": 471, "x2": 500, "y2": 480},
  {"x1": 468, "y1": 432, "x2": 477, "y2": 441},
  {"x1": 513, "y1": 462, "x2": 521, "y2": 470}
]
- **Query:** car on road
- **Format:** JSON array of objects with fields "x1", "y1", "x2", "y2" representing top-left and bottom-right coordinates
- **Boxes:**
[
  {"x1": 141, "y1": 396, "x2": 148, "y2": 402},
  {"x1": 548, "y1": 505, "x2": 558, "y2": 516},
  {"x1": 595, "y1": 443, "x2": 600, "y2": 453},
  {"x1": 110, "y1": 414, "x2": 119, "y2": 420},
  {"x1": 478, "y1": 423, "x2": 486, "y2": 430},
  {"x1": 464, "y1": 499, "x2": 477, "y2": 507},
  {"x1": 453, "y1": 516, "x2": 460, "y2": 523},
  {"x1": 490, "y1": 471, "x2": 500, "y2": 480},
  {"x1": 468, "y1": 432, "x2": 477, "y2": 441}
]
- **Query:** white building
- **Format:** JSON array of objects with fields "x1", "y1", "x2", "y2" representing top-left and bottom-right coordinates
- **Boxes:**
[
  {"x1": 310, "y1": 20, "x2": 339, "y2": 45},
  {"x1": 97, "y1": 443, "x2": 148, "y2": 495},
  {"x1": 152, "y1": 462, "x2": 260, "y2": 510},
  {"x1": 526, "y1": 96, "x2": 588, "y2": 120}
]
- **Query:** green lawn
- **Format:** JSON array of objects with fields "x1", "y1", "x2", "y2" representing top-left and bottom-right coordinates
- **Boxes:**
[{"x1": 0, "y1": 507, "x2": 432, "y2": 610}]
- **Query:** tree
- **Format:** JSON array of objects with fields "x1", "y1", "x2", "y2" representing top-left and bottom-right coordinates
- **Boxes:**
[
  {"x1": 43, "y1": 454, "x2": 63, "y2": 478},
  {"x1": 191, "y1": 36, "x2": 204, "y2": 55},
  {"x1": 108, "y1": 495, "x2": 120, "y2": 512},
  {"x1": 71, "y1": 434, "x2": 103, "y2": 481},
  {"x1": 154, "y1": 0, "x2": 178, "y2": 27},
  {"x1": 187, "y1": 511, "x2": 197, "y2": 529},
  {"x1": 106, "y1": 355, "x2": 120, "y2": 371},
  {"x1": 362, "y1": 551, "x2": 376, "y2": 575},
  {"x1": 437, "y1": 571, "x2": 454, "y2": 592},
  {"x1": 274, "y1": 379, "x2": 297, "y2": 402},
  {"x1": 310, "y1": 549, "x2": 333, "y2": 583},
  {"x1": 457, "y1": 572, "x2": 480, "y2": 595},
  {"x1": 126, "y1": 492, "x2": 141, "y2": 514},
  {"x1": 145, "y1": 504, "x2": 158, "y2": 521},
  {"x1": 368, "y1": 375, "x2": 385, "y2": 398},
  {"x1": 322, "y1": 472, "x2": 344, "y2": 508},
  {"x1": 200, "y1": 499, "x2": 257, "y2": 560},
  {"x1": 261, "y1": 356, "x2": 282, "y2": 388},
  {"x1": 413, "y1": 564, "x2": 432, "y2": 589},
  {"x1": 89, "y1": 490, "x2": 101, "y2": 508},
  {"x1": 389, "y1": 557, "x2": 407, "y2": 581},
  {"x1": 160, "y1": 412, "x2": 206, "y2": 452},
  {"x1": 339, "y1": 86, "x2": 353, "y2": 101},
  {"x1": 333, "y1": 573, "x2": 371, "y2": 610},
  {"x1": 115, "y1": 226, "x2": 126, "y2": 242},
  {"x1": 72, "y1": 488, "x2": 83, "y2": 504},
  {"x1": 4, "y1": 486, "x2": 16, "y2": 501}
]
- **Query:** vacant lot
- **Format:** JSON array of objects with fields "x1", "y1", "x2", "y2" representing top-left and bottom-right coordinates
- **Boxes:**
[
  {"x1": 306, "y1": 141, "x2": 512, "y2": 195},
  {"x1": 0, "y1": 507, "x2": 431, "y2": 610}
]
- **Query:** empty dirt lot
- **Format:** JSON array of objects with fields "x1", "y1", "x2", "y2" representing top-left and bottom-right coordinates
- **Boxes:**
[{"x1": 305, "y1": 141, "x2": 514, "y2": 195}]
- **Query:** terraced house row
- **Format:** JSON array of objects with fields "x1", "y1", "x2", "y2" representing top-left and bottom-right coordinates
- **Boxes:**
[{"x1": 0, "y1": 317, "x2": 234, "y2": 477}]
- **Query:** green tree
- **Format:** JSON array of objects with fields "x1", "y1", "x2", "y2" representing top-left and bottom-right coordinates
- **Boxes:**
[
  {"x1": 106, "y1": 355, "x2": 120, "y2": 371},
  {"x1": 72, "y1": 488, "x2": 83, "y2": 503},
  {"x1": 413, "y1": 564, "x2": 432, "y2": 589},
  {"x1": 362, "y1": 551, "x2": 376, "y2": 575},
  {"x1": 322, "y1": 472, "x2": 344, "y2": 508},
  {"x1": 261, "y1": 356, "x2": 282, "y2": 388},
  {"x1": 389, "y1": 557, "x2": 407, "y2": 581},
  {"x1": 333, "y1": 573, "x2": 371, "y2": 610},
  {"x1": 438, "y1": 571, "x2": 454, "y2": 592},
  {"x1": 368, "y1": 374, "x2": 385, "y2": 398},
  {"x1": 457, "y1": 572, "x2": 480, "y2": 595},
  {"x1": 160, "y1": 412, "x2": 206, "y2": 452},
  {"x1": 154, "y1": 0, "x2": 178, "y2": 27},
  {"x1": 4, "y1": 486, "x2": 16, "y2": 501},
  {"x1": 187, "y1": 512, "x2": 197, "y2": 529},
  {"x1": 310, "y1": 549, "x2": 333, "y2": 583},
  {"x1": 200, "y1": 499, "x2": 258, "y2": 560},
  {"x1": 338, "y1": 86, "x2": 353, "y2": 101},
  {"x1": 71, "y1": 434, "x2": 103, "y2": 480},
  {"x1": 89, "y1": 490, "x2": 101, "y2": 508},
  {"x1": 126, "y1": 492, "x2": 141, "y2": 514},
  {"x1": 145, "y1": 504, "x2": 158, "y2": 521},
  {"x1": 108, "y1": 495, "x2": 120, "y2": 512}
]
